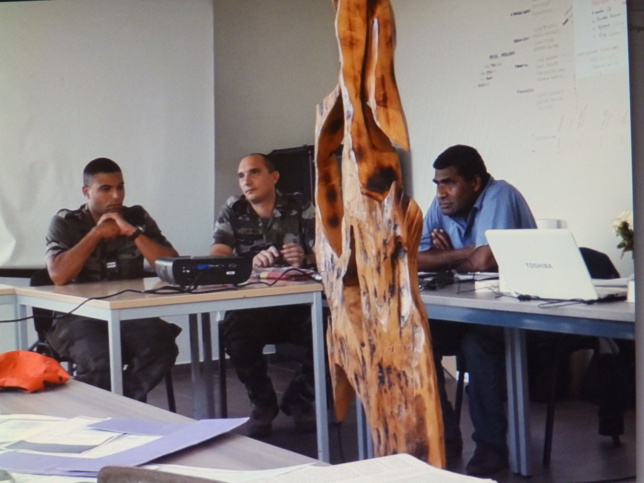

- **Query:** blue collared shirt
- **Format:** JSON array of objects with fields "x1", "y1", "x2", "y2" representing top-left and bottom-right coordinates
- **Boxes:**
[{"x1": 419, "y1": 176, "x2": 536, "y2": 251}]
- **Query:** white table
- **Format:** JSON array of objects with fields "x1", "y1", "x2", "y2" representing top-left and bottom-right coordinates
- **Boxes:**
[
  {"x1": 0, "y1": 285, "x2": 19, "y2": 349},
  {"x1": 0, "y1": 284, "x2": 16, "y2": 310},
  {"x1": 421, "y1": 283, "x2": 635, "y2": 476},
  {"x1": 0, "y1": 379, "x2": 320, "y2": 471},
  {"x1": 14, "y1": 278, "x2": 330, "y2": 462}
]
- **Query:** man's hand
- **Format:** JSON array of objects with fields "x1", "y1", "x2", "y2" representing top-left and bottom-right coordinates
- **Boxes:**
[
  {"x1": 98, "y1": 212, "x2": 137, "y2": 237},
  {"x1": 280, "y1": 242, "x2": 305, "y2": 268},
  {"x1": 431, "y1": 228, "x2": 454, "y2": 251},
  {"x1": 93, "y1": 217, "x2": 121, "y2": 239},
  {"x1": 252, "y1": 245, "x2": 281, "y2": 267}
]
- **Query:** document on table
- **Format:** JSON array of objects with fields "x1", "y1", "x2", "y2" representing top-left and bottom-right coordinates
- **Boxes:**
[
  {"x1": 146, "y1": 453, "x2": 498, "y2": 482},
  {"x1": 4, "y1": 453, "x2": 497, "y2": 482},
  {"x1": 3, "y1": 473, "x2": 96, "y2": 483},
  {"x1": 0, "y1": 414, "x2": 247, "y2": 478}
]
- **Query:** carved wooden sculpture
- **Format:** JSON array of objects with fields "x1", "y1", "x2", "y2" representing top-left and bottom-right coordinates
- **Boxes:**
[{"x1": 314, "y1": 0, "x2": 445, "y2": 467}]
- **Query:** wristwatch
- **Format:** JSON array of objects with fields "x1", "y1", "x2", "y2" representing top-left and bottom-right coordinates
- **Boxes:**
[{"x1": 129, "y1": 227, "x2": 143, "y2": 241}]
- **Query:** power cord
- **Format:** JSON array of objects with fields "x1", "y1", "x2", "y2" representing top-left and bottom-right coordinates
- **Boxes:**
[{"x1": 0, "y1": 269, "x2": 323, "y2": 323}]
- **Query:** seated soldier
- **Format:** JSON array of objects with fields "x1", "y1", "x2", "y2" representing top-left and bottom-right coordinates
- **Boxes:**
[{"x1": 210, "y1": 153, "x2": 317, "y2": 438}]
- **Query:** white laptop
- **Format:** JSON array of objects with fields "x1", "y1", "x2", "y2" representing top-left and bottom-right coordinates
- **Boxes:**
[{"x1": 485, "y1": 228, "x2": 628, "y2": 302}]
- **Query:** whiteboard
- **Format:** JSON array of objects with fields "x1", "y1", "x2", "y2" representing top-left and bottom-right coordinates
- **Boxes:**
[
  {"x1": 394, "y1": 0, "x2": 633, "y2": 275},
  {"x1": 0, "y1": 0, "x2": 214, "y2": 269}
]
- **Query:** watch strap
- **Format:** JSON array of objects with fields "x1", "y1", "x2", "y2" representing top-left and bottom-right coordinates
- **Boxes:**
[{"x1": 129, "y1": 227, "x2": 143, "y2": 241}]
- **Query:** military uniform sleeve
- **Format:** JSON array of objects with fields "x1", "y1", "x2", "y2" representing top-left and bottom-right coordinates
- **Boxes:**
[
  {"x1": 212, "y1": 199, "x2": 237, "y2": 249},
  {"x1": 300, "y1": 200, "x2": 316, "y2": 253},
  {"x1": 126, "y1": 205, "x2": 174, "y2": 248},
  {"x1": 45, "y1": 211, "x2": 80, "y2": 261}
]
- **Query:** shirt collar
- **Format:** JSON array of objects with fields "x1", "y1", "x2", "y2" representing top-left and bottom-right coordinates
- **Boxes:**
[
  {"x1": 472, "y1": 175, "x2": 495, "y2": 212},
  {"x1": 452, "y1": 175, "x2": 495, "y2": 227}
]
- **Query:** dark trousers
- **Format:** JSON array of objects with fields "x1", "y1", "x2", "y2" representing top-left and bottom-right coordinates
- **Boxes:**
[
  {"x1": 46, "y1": 315, "x2": 181, "y2": 401},
  {"x1": 431, "y1": 319, "x2": 508, "y2": 451},
  {"x1": 221, "y1": 305, "x2": 313, "y2": 408}
]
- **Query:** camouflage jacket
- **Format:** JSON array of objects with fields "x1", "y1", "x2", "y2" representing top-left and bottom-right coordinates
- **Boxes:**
[
  {"x1": 212, "y1": 191, "x2": 315, "y2": 260},
  {"x1": 46, "y1": 204, "x2": 174, "y2": 283}
]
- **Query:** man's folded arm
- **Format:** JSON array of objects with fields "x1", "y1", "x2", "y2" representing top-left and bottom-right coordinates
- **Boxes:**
[
  {"x1": 417, "y1": 245, "x2": 496, "y2": 273},
  {"x1": 135, "y1": 235, "x2": 178, "y2": 267},
  {"x1": 47, "y1": 228, "x2": 106, "y2": 285}
]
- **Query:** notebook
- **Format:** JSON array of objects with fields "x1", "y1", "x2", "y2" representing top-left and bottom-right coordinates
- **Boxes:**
[{"x1": 485, "y1": 228, "x2": 627, "y2": 302}]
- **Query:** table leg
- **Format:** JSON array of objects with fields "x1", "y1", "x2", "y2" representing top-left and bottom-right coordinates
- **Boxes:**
[
  {"x1": 16, "y1": 304, "x2": 29, "y2": 350},
  {"x1": 357, "y1": 401, "x2": 374, "y2": 459},
  {"x1": 505, "y1": 327, "x2": 533, "y2": 476},
  {"x1": 189, "y1": 313, "x2": 206, "y2": 419},
  {"x1": 312, "y1": 293, "x2": 330, "y2": 462},
  {"x1": 106, "y1": 312, "x2": 123, "y2": 395},
  {"x1": 201, "y1": 312, "x2": 215, "y2": 418}
]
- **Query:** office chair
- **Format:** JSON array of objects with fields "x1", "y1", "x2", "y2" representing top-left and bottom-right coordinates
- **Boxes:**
[
  {"x1": 28, "y1": 269, "x2": 177, "y2": 413},
  {"x1": 540, "y1": 247, "x2": 631, "y2": 466},
  {"x1": 98, "y1": 466, "x2": 212, "y2": 483},
  {"x1": 27, "y1": 269, "x2": 75, "y2": 372},
  {"x1": 453, "y1": 353, "x2": 467, "y2": 425}
]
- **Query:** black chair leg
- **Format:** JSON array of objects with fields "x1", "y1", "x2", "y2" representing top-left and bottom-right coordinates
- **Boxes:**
[
  {"x1": 165, "y1": 372, "x2": 177, "y2": 413},
  {"x1": 543, "y1": 336, "x2": 566, "y2": 466},
  {"x1": 454, "y1": 353, "x2": 466, "y2": 425},
  {"x1": 218, "y1": 321, "x2": 228, "y2": 418}
]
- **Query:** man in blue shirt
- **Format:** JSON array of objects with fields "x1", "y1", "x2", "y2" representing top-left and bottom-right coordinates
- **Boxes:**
[{"x1": 418, "y1": 145, "x2": 536, "y2": 477}]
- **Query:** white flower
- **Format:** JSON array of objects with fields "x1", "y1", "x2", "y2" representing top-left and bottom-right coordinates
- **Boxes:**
[
  {"x1": 612, "y1": 211, "x2": 632, "y2": 230},
  {"x1": 613, "y1": 210, "x2": 634, "y2": 255}
]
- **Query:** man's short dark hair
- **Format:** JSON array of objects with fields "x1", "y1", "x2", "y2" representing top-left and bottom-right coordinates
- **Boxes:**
[
  {"x1": 83, "y1": 158, "x2": 121, "y2": 186},
  {"x1": 246, "y1": 153, "x2": 276, "y2": 173},
  {"x1": 433, "y1": 145, "x2": 490, "y2": 184}
]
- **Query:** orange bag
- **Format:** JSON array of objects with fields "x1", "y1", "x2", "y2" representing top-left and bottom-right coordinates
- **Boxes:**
[{"x1": 0, "y1": 350, "x2": 70, "y2": 392}]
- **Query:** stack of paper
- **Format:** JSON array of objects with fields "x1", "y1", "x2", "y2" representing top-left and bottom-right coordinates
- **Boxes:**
[{"x1": 0, "y1": 414, "x2": 246, "y2": 479}]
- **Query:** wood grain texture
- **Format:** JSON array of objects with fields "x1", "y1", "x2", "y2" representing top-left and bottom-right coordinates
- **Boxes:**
[{"x1": 314, "y1": 0, "x2": 445, "y2": 467}]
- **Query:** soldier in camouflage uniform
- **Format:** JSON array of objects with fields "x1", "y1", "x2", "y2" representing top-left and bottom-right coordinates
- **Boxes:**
[
  {"x1": 45, "y1": 158, "x2": 181, "y2": 402},
  {"x1": 210, "y1": 153, "x2": 316, "y2": 438}
]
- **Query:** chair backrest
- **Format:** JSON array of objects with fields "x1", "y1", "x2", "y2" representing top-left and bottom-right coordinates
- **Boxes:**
[
  {"x1": 579, "y1": 247, "x2": 620, "y2": 280},
  {"x1": 29, "y1": 269, "x2": 56, "y2": 341}
]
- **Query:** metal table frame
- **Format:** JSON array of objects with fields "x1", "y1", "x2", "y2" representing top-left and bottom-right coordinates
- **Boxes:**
[
  {"x1": 14, "y1": 278, "x2": 330, "y2": 462},
  {"x1": 421, "y1": 284, "x2": 635, "y2": 476}
]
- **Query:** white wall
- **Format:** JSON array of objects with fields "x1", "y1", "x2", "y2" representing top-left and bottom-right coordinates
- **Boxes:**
[
  {"x1": 213, "y1": 0, "x2": 339, "y2": 212},
  {"x1": 0, "y1": 0, "x2": 215, "y2": 363},
  {"x1": 0, "y1": 0, "x2": 215, "y2": 267},
  {"x1": 214, "y1": 1, "x2": 633, "y2": 278},
  {"x1": 1, "y1": 0, "x2": 635, "y2": 365}
]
